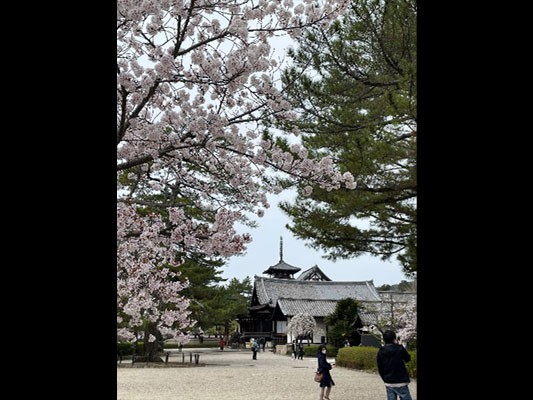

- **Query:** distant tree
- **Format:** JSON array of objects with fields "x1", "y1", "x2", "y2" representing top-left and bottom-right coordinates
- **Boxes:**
[
  {"x1": 325, "y1": 298, "x2": 360, "y2": 347},
  {"x1": 397, "y1": 280, "x2": 416, "y2": 292},
  {"x1": 287, "y1": 312, "x2": 317, "y2": 343},
  {"x1": 279, "y1": 0, "x2": 417, "y2": 275},
  {"x1": 211, "y1": 277, "x2": 253, "y2": 341},
  {"x1": 378, "y1": 280, "x2": 416, "y2": 292},
  {"x1": 326, "y1": 298, "x2": 360, "y2": 326},
  {"x1": 328, "y1": 320, "x2": 356, "y2": 348},
  {"x1": 175, "y1": 255, "x2": 226, "y2": 334}
]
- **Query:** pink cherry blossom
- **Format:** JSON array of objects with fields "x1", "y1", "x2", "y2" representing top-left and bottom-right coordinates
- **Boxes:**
[{"x1": 117, "y1": 0, "x2": 354, "y2": 341}]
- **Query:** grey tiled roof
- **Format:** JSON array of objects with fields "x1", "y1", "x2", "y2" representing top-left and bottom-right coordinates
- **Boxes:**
[
  {"x1": 378, "y1": 291, "x2": 417, "y2": 303},
  {"x1": 357, "y1": 309, "x2": 380, "y2": 326},
  {"x1": 297, "y1": 265, "x2": 332, "y2": 281},
  {"x1": 253, "y1": 276, "x2": 382, "y2": 306},
  {"x1": 276, "y1": 298, "x2": 338, "y2": 317},
  {"x1": 275, "y1": 298, "x2": 393, "y2": 320},
  {"x1": 263, "y1": 259, "x2": 302, "y2": 274}
]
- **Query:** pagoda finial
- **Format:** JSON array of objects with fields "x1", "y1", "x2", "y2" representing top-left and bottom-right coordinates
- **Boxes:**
[{"x1": 279, "y1": 236, "x2": 283, "y2": 261}]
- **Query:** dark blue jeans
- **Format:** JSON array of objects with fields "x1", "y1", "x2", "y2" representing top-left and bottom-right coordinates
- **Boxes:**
[{"x1": 385, "y1": 385, "x2": 412, "y2": 400}]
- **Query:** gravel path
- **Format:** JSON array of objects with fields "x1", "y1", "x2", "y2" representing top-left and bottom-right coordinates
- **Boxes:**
[{"x1": 117, "y1": 348, "x2": 417, "y2": 399}]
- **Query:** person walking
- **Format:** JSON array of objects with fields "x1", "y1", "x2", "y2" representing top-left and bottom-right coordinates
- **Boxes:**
[
  {"x1": 317, "y1": 344, "x2": 335, "y2": 400},
  {"x1": 297, "y1": 341, "x2": 304, "y2": 360},
  {"x1": 291, "y1": 340, "x2": 297, "y2": 360},
  {"x1": 377, "y1": 330, "x2": 413, "y2": 400},
  {"x1": 251, "y1": 338, "x2": 259, "y2": 360}
]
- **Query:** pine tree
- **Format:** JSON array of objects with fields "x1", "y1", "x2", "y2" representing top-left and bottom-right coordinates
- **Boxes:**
[{"x1": 280, "y1": 0, "x2": 417, "y2": 275}]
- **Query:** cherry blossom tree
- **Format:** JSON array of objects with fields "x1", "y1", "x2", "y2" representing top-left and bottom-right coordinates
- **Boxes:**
[
  {"x1": 362, "y1": 297, "x2": 417, "y2": 348},
  {"x1": 117, "y1": 0, "x2": 355, "y2": 349},
  {"x1": 287, "y1": 312, "x2": 317, "y2": 344},
  {"x1": 396, "y1": 297, "x2": 416, "y2": 347}
]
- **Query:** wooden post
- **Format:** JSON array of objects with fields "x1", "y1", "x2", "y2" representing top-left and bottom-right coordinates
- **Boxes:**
[{"x1": 132, "y1": 343, "x2": 136, "y2": 365}]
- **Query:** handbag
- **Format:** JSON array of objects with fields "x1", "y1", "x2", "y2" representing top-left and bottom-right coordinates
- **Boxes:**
[{"x1": 314, "y1": 371, "x2": 323, "y2": 383}]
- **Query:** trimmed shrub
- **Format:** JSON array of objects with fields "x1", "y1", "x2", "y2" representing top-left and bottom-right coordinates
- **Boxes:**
[
  {"x1": 117, "y1": 342, "x2": 132, "y2": 356},
  {"x1": 337, "y1": 346, "x2": 378, "y2": 371},
  {"x1": 302, "y1": 345, "x2": 339, "y2": 358},
  {"x1": 406, "y1": 350, "x2": 417, "y2": 378},
  {"x1": 302, "y1": 345, "x2": 320, "y2": 358},
  {"x1": 336, "y1": 347, "x2": 417, "y2": 379},
  {"x1": 117, "y1": 342, "x2": 145, "y2": 356}
]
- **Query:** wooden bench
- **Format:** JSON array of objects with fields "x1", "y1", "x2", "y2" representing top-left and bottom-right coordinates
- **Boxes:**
[{"x1": 162, "y1": 351, "x2": 200, "y2": 364}]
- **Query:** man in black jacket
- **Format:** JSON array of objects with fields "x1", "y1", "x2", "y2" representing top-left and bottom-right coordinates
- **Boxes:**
[{"x1": 377, "y1": 330, "x2": 413, "y2": 400}]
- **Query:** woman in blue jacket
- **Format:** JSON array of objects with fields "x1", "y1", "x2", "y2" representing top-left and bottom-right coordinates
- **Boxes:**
[{"x1": 317, "y1": 344, "x2": 335, "y2": 400}]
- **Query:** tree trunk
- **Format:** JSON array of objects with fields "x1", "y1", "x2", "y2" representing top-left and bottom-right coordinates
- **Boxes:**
[
  {"x1": 142, "y1": 325, "x2": 164, "y2": 362},
  {"x1": 224, "y1": 321, "x2": 230, "y2": 342}
]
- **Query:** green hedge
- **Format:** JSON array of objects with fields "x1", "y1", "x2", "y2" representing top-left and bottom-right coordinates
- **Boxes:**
[
  {"x1": 336, "y1": 347, "x2": 417, "y2": 379},
  {"x1": 301, "y1": 344, "x2": 339, "y2": 358},
  {"x1": 117, "y1": 342, "x2": 144, "y2": 356},
  {"x1": 406, "y1": 350, "x2": 417, "y2": 378},
  {"x1": 336, "y1": 347, "x2": 378, "y2": 371}
]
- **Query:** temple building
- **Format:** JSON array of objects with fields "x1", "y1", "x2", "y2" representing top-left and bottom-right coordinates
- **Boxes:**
[{"x1": 238, "y1": 238, "x2": 414, "y2": 345}]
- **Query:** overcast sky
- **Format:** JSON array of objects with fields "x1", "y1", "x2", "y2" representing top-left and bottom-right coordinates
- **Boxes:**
[{"x1": 221, "y1": 190, "x2": 409, "y2": 287}]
